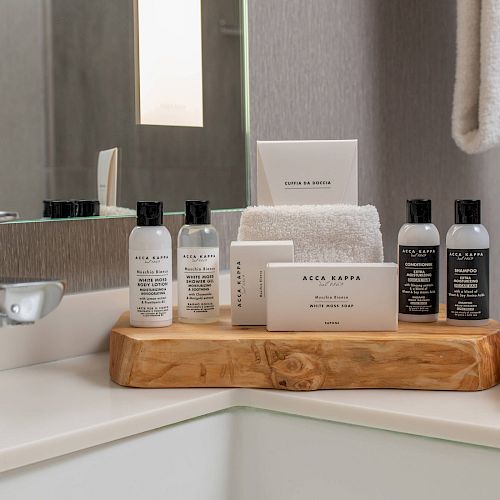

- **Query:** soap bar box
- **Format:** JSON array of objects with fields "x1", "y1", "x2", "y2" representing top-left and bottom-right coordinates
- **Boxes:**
[
  {"x1": 230, "y1": 241, "x2": 294, "y2": 325},
  {"x1": 266, "y1": 263, "x2": 398, "y2": 331}
]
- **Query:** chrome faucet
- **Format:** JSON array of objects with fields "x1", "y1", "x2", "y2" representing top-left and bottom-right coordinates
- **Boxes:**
[{"x1": 0, "y1": 280, "x2": 65, "y2": 326}]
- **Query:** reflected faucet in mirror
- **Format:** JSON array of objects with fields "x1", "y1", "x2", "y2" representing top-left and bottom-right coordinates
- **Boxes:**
[
  {"x1": 0, "y1": 212, "x2": 19, "y2": 223},
  {"x1": 0, "y1": 280, "x2": 65, "y2": 327}
]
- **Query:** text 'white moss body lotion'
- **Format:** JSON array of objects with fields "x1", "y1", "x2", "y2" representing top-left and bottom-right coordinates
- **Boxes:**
[{"x1": 129, "y1": 201, "x2": 172, "y2": 327}]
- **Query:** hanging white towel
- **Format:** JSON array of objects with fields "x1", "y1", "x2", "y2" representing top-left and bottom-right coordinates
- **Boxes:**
[
  {"x1": 452, "y1": 0, "x2": 500, "y2": 154},
  {"x1": 237, "y1": 204, "x2": 384, "y2": 263}
]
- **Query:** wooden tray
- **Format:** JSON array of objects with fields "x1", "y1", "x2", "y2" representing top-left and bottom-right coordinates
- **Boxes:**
[{"x1": 109, "y1": 306, "x2": 500, "y2": 391}]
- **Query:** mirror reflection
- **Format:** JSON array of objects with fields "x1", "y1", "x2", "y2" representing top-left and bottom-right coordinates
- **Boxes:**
[{"x1": 0, "y1": 0, "x2": 247, "y2": 221}]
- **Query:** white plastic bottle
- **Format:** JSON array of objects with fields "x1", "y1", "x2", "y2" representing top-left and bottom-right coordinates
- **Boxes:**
[
  {"x1": 398, "y1": 199, "x2": 440, "y2": 322},
  {"x1": 446, "y1": 200, "x2": 489, "y2": 326},
  {"x1": 129, "y1": 201, "x2": 172, "y2": 327},
  {"x1": 177, "y1": 200, "x2": 219, "y2": 323}
]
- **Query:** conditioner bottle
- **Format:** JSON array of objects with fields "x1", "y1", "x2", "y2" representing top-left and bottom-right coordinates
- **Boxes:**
[
  {"x1": 446, "y1": 200, "x2": 489, "y2": 326},
  {"x1": 177, "y1": 200, "x2": 219, "y2": 323},
  {"x1": 129, "y1": 201, "x2": 172, "y2": 327},
  {"x1": 398, "y1": 199, "x2": 440, "y2": 322}
]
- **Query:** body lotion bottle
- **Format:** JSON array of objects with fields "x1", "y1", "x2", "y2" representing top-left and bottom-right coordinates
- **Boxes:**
[
  {"x1": 398, "y1": 199, "x2": 440, "y2": 322},
  {"x1": 447, "y1": 200, "x2": 489, "y2": 326},
  {"x1": 129, "y1": 201, "x2": 172, "y2": 327},
  {"x1": 177, "y1": 200, "x2": 219, "y2": 323}
]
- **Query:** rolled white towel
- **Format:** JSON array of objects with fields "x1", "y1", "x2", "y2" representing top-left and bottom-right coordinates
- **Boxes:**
[{"x1": 238, "y1": 204, "x2": 384, "y2": 263}]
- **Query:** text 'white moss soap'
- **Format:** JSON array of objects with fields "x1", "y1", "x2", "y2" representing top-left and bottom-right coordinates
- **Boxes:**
[{"x1": 265, "y1": 263, "x2": 398, "y2": 331}]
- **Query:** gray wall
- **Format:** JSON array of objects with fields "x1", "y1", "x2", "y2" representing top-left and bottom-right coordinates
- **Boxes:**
[
  {"x1": 247, "y1": 0, "x2": 500, "y2": 318},
  {"x1": 0, "y1": 0, "x2": 48, "y2": 219}
]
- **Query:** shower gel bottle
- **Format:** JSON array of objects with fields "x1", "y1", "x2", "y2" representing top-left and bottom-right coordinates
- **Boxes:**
[
  {"x1": 446, "y1": 200, "x2": 489, "y2": 326},
  {"x1": 129, "y1": 201, "x2": 172, "y2": 327},
  {"x1": 177, "y1": 200, "x2": 219, "y2": 323},
  {"x1": 398, "y1": 199, "x2": 440, "y2": 322}
]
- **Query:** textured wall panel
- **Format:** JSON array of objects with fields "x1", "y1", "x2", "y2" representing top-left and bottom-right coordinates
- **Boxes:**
[{"x1": 0, "y1": 211, "x2": 241, "y2": 293}]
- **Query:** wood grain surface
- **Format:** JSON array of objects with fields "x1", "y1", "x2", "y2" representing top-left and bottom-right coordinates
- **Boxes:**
[{"x1": 109, "y1": 306, "x2": 500, "y2": 391}]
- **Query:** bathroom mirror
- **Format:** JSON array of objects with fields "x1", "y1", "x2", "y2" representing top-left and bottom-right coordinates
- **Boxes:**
[{"x1": 0, "y1": 0, "x2": 248, "y2": 222}]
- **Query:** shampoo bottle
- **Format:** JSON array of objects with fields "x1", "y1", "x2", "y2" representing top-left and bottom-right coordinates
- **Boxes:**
[
  {"x1": 177, "y1": 200, "x2": 219, "y2": 323},
  {"x1": 446, "y1": 200, "x2": 489, "y2": 326},
  {"x1": 129, "y1": 201, "x2": 172, "y2": 327},
  {"x1": 398, "y1": 199, "x2": 440, "y2": 322}
]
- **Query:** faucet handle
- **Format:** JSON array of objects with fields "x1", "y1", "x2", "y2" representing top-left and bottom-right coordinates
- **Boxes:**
[{"x1": 0, "y1": 280, "x2": 65, "y2": 326}]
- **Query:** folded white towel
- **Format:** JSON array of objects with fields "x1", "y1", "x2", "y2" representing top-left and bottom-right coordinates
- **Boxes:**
[
  {"x1": 237, "y1": 204, "x2": 384, "y2": 263},
  {"x1": 452, "y1": 0, "x2": 500, "y2": 154}
]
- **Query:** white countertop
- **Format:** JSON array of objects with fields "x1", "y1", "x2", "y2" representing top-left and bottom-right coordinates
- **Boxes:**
[{"x1": 1, "y1": 352, "x2": 500, "y2": 473}]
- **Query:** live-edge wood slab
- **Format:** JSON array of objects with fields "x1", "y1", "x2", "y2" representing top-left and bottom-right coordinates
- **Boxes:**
[{"x1": 109, "y1": 306, "x2": 500, "y2": 391}]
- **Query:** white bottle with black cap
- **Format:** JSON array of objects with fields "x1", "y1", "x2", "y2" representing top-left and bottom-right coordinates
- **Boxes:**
[
  {"x1": 398, "y1": 199, "x2": 440, "y2": 322},
  {"x1": 129, "y1": 201, "x2": 172, "y2": 327},
  {"x1": 177, "y1": 200, "x2": 219, "y2": 323},
  {"x1": 446, "y1": 200, "x2": 489, "y2": 326}
]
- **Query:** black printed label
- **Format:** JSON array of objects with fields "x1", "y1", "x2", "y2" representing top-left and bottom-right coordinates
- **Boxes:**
[
  {"x1": 399, "y1": 245, "x2": 439, "y2": 315},
  {"x1": 447, "y1": 249, "x2": 489, "y2": 321}
]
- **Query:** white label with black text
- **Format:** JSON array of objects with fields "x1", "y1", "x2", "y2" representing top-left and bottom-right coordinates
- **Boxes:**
[
  {"x1": 178, "y1": 247, "x2": 219, "y2": 318},
  {"x1": 129, "y1": 249, "x2": 172, "y2": 323}
]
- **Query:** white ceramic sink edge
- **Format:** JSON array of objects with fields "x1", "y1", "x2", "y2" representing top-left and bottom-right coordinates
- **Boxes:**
[
  {"x1": 0, "y1": 272, "x2": 230, "y2": 371},
  {"x1": 2, "y1": 353, "x2": 500, "y2": 474}
]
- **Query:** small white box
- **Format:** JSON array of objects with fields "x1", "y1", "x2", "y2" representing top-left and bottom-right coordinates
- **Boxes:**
[
  {"x1": 256, "y1": 139, "x2": 358, "y2": 206},
  {"x1": 266, "y1": 263, "x2": 398, "y2": 331},
  {"x1": 231, "y1": 241, "x2": 294, "y2": 325}
]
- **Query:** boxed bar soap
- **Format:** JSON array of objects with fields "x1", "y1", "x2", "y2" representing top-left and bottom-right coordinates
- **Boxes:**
[
  {"x1": 231, "y1": 240, "x2": 294, "y2": 325},
  {"x1": 266, "y1": 263, "x2": 398, "y2": 331}
]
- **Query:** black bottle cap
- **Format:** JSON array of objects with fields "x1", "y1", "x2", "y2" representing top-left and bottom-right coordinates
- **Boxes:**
[
  {"x1": 455, "y1": 199, "x2": 481, "y2": 224},
  {"x1": 75, "y1": 200, "x2": 100, "y2": 217},
  {"x1": 137, "y1": 201, "x2": 163, "y2": 226},
  {"x1": 43, "y1": 200, "x2": 52, "y2": 218},
  {"x1": 185, "y1": 200, "x2": 211, "y2": 225},
  {"x1": 50, "y1": 200, "x2": 76, "y2": 219},
  {"x1": 406, "y1": 199, "x2": 431, "y2": 223}
]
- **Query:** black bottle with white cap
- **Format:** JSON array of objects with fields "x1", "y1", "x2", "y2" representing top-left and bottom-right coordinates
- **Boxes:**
[{"x1": 446, "y1": 200, "x2": 489, "y2": 326}]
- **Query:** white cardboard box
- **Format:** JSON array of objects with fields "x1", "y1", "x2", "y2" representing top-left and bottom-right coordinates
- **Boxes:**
[
  {"x1": 256, "y1": 139, "x2": 358, "y2": 206},
  {"x1": 266, "y1": 263, "x2": 398, "y2": 331},
  {"x1": 231, "y1": 241, "x2": 294, "y2": 325}
]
